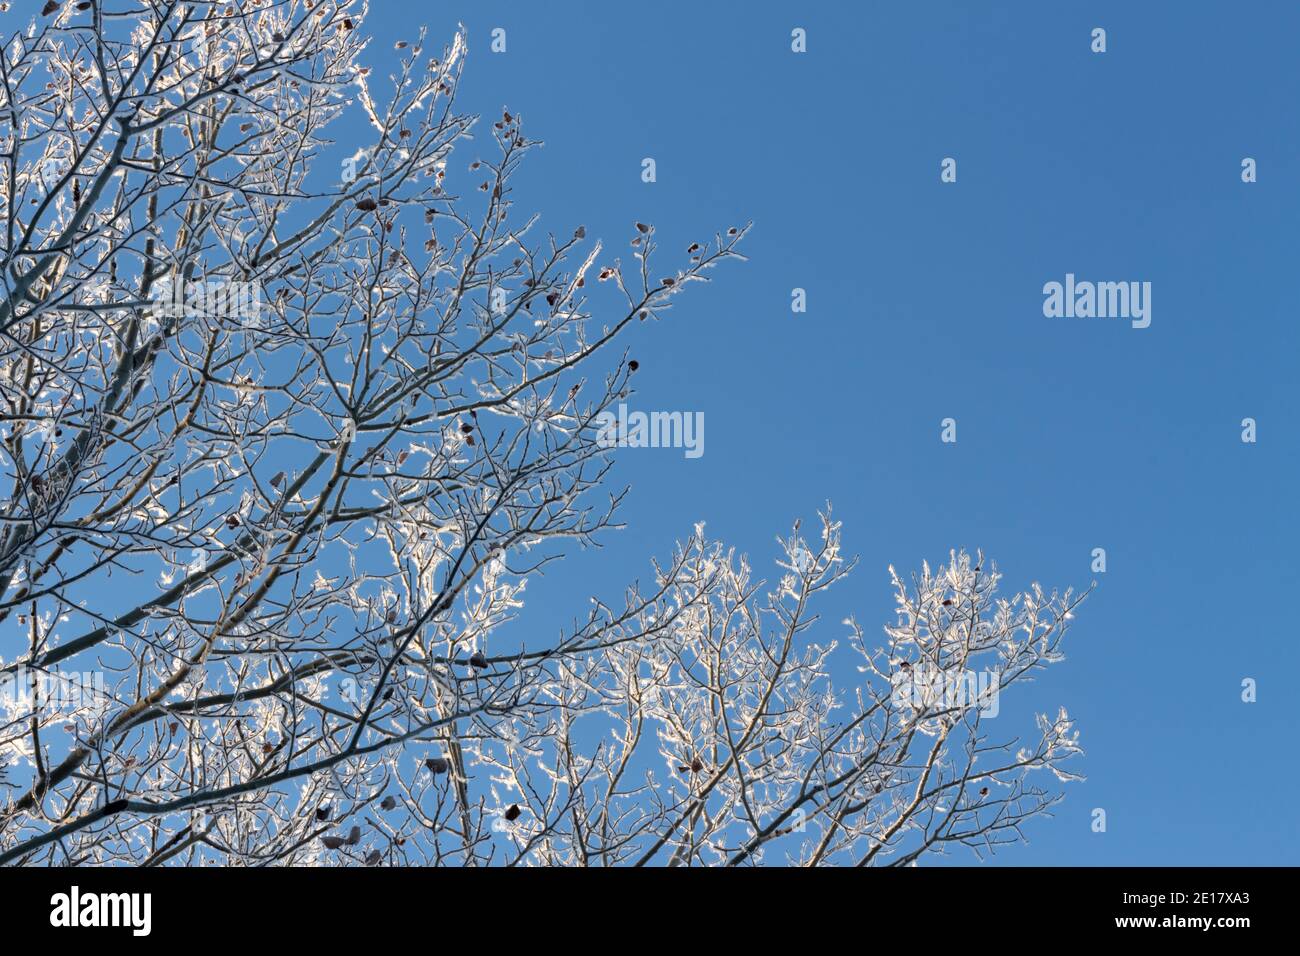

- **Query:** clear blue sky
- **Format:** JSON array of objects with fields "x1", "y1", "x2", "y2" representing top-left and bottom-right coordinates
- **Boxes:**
[{"x1": 358, "y1": 1, "x2": 1299, "y2": 865}]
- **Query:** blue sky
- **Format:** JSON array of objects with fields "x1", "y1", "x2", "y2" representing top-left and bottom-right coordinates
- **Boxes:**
[{"x1": 356, "y1": 1, "x2": 1299, "y2": 865}]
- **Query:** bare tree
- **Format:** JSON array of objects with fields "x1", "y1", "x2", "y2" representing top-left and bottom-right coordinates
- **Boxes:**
[{"x1": 0, "y1": 2, "x2": 1084, "y2": 866}]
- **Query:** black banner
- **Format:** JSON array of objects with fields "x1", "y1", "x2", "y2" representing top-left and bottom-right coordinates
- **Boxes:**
[{"x1": 0, "y1": 865, "x2": 1278, "y2": 943}]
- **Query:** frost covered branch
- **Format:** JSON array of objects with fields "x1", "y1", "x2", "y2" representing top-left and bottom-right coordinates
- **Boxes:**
[{"x1": 0, "y1": 2, "x2": 1080, "y2": 867}]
